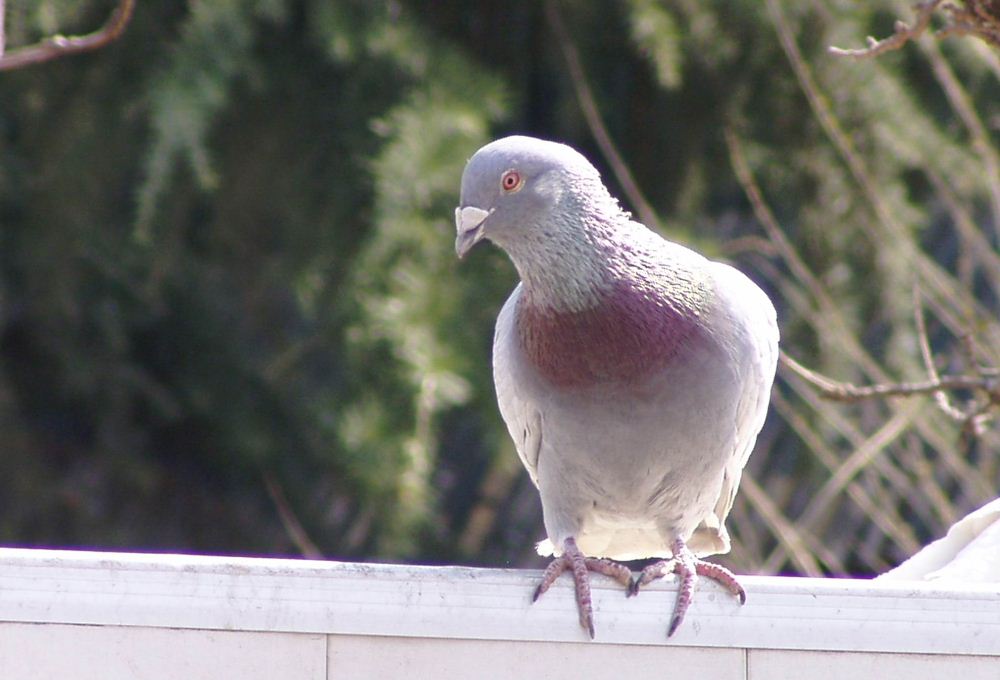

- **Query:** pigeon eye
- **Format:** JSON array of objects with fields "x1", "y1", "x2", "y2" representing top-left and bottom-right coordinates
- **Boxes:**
[{"x1": 501, "y1": 170, "x2": 523, "y2": 192}]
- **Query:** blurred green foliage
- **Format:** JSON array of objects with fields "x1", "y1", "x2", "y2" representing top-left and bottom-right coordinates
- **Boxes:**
[{"x1": 1, "y1": 0, "x2": 998, "y2": 574}]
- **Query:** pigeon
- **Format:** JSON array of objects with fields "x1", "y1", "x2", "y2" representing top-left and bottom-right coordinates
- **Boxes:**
[{"x1": 455, "y1": 135, "x2": 778, "y2": 638}]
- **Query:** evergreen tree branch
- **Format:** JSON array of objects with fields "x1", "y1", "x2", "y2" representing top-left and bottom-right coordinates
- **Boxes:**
[
  {"x1": 0, "y1": 0, "x2": 135, "y2": 72},
  {"x1": 543, "y1": 0, "x2": 662, "y2": 232}
]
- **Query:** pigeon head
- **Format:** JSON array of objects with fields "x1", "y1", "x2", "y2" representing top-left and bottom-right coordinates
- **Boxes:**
[
  {"x1": 455, "y1": 136, "x2": 624, "y2": 260},
  {"x1": 455, "y1": 136, "x2": 632, "y2": 309}
]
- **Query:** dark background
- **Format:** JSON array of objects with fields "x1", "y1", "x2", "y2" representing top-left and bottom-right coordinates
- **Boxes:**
[{"x1": 2, "y1": 0, "x2": 998, "y2": 576}]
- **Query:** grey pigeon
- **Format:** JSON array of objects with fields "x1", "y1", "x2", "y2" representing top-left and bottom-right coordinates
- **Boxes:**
[{"x1": 455, "y1": 136, "x2": 778, "y2": 638}]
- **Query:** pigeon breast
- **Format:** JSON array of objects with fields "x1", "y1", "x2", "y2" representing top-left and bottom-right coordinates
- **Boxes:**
[{"x1": 516, "y1": 277, "x2": 707, "y2": 389}]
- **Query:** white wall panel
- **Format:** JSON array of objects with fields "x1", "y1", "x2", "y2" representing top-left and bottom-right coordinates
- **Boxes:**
[
  {"x1": 0, "y1": 547, "x2": 997, "y2": 679},
  {"x1": 0, "y1": 623, "x2": 326, "y2": 680}
]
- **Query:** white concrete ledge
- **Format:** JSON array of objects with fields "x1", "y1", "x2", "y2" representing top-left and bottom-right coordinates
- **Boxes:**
[{"x1": 1, "y1": 548, "x2": 998, "y2": 679}]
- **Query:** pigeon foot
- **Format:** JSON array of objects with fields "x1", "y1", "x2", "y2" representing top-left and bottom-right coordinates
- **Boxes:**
[
  {"x1": 532, "y1": 536, "x2": 633, "y2": 639},
  {"x1": 628, "y1": 537, "x2": 745, "y2": 637}
]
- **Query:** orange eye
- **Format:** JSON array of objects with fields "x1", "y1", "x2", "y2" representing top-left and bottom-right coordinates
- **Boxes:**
[{"x1": 501, "y1": 169, "x2": 522, "y2": 192}]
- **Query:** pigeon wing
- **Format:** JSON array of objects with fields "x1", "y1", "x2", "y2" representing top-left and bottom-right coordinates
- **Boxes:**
[
  {"x1": 691, "y1": 262, "x2": 779, "y2": 556},
  {"x1": 492, "y1": 283, "x2": 543, "y2": 486}
]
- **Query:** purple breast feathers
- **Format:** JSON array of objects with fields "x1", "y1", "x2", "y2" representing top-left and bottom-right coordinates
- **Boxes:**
[{"x1": 516, "y1": 281, "x2": 704, "y2": 389}]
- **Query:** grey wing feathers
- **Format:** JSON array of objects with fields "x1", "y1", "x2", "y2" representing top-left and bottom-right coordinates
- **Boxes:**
[
  {"x1": 692, "y1": 263, "x2": 780, "y2": 556},
  {"x1": 493, "y1": 284, "x2": 543, "y2": 486}
]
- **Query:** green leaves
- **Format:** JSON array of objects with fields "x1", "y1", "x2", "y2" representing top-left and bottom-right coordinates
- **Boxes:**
[
  {"x1": 136, "y1": 0, "x2": 289, "y2": 241},
  {"x1": 626, "y1": 0, "x2": 682, "y2": 89},
  {"x1": 342, "y1": 19, "x2": 507, "y2": 555}
]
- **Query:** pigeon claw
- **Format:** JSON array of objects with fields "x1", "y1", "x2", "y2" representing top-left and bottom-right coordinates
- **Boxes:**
[
  {"x1": 630, "y1": 558, "x2": 673, "y2": 597},
  {"x1": 532, "y1": 537, "x2": 633, "y2": 640},
  {"x1": 633, "y1": 538, "x2": 746, "y2": 637},
  {"x1": 694, "y1": 559, "x2": 747, "y2": 605},
  {"x1": 667, "y1": 552, "x2": 697, "y2": 638}
]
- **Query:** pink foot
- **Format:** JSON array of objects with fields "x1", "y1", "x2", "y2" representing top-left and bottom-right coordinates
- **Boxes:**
[
  {"x1": 629, "y1": 538, "x2": 745, "y2": 637},
  {"x1": 532, "y1": 537, "x2": 633, "y2": 639}
]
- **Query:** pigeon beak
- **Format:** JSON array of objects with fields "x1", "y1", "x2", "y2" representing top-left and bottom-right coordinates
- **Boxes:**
[{"x1": 455, "y1": 206, "x2": 492, "y2": 258}]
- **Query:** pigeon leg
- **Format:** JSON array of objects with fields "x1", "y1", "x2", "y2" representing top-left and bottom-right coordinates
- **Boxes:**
[
  {"x1": 532, "y1": 537, "x2": 633, "y2": 639},
  {"x1": 630, "y1": 537, "x2": 746, "y2": 637}
]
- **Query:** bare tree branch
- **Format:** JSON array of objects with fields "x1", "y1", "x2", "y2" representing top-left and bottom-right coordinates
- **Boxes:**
[
  {"x1": 944, "y1": 0, "x2": 1000, "y2": 48},
  {"x1": 829, "y1": 0, "x2": 945, "y2": 58},
  {"x1": 726, "y1": 125, "x2": 938, "y2": 569},
  {"x1": 791, "y1": 401, "x2": 923, "y2": 568},
  {"x1": 781, "y1": 349, "x2": 999, "y2": 404},
  {"x1": 765, "y1": 386, "x2": 923, "y2": 567},
  {"x1": 543, "y1": 0, "x2": 663, "y2": 232},
  {"x1": 913, "y1": 284, "x2": 967, "y2": 421},
  {"x1": 919, "y1": 37, "x2": 1000, "y2": 241},
  {"x1": 1, "y1": 0, "x2": 6, "y2": 58},
  {"x1": 0, "y1": 0, "x2": 136, "y2": 72},
  {"x1": 263, "y1": 472, "x2": 324, "y2": 560},
  {"x1": 829, "y1": 1, "x2": 1000, "y2": 58},
  {"x1": 738, "y1": 474, "x2": 825, "y2": 577},
  {"x1": 770, "y1": 0, "x2": 999, "y2": 349},
  {"x1": 909, "y1": 285, "x2": 996, "y2": 438},
  {"x1": 725, "y1": 127, "x2": 833, "y2": 313}
]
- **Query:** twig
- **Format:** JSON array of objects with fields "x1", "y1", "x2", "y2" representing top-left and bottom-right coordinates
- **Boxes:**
[
  {"x1": 770, "y1": 0, "x2": 995, "y2": 342},
  {"x1": 780, "y1": 349, "x2": 998, "y2": 403},
  {"x1": 912, "y1": 284, "x2": 967, "y2": 420},
  {"x1": 263, "y1": 471, "x2": 324, "y2": 559},
  {"x1": 543, "y1": 0, "x2": 662, "y2": 232},
  {"x1": 912, "y1": 284, "x2": 997, "y2": 436},
  {"x1": 924, "y1": 168, "x2": 1000, "y2": 302},
  {"x1": 727, "y1": 115, "x2": 995, "y2": 526},
  {"x1": 718, "y1": 234, "x2": 779, "y2": 259},
  {"x1": 909, "y1": 284, "x2": 997, "y2": 439},
  {"x1": 830, "y1": 1, "x2": 1000, "y2": 58},
  {"x1": 919, "y1": 37, "x2": 1000, "y2": 242},
  {"x1": 768, "y1": 381, "x2": 923, "y2": 564},
  {"x1": 953, "y1": 328, "x2": 1000, "y2": 437},
  {"x1": 739, "y1": 474, "x2": 825, "y2": 576},
  {"x1": 943, "y1": 0, "x2": 1000, "y2": 49},
  {"x1": 791, "y1": 401, "x2": 923, "y2": 566},
  {"x1": 0, "y1": 0, "x2": 136, "y2": 72},
  {"x1": 828, "y1": 0, "x2": 945, "y2": 58},
  {"x1": 725, "y1": 127, "x2": 833, "y2": 313}
]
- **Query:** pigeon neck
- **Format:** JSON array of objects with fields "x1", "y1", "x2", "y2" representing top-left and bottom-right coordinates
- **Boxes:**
[
  {"x1": 516, "y1": 258, "x2": 610, "y2": 312},
  {"x1": 506, "y1": 216, "x2": 622, "y2": 313}
]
